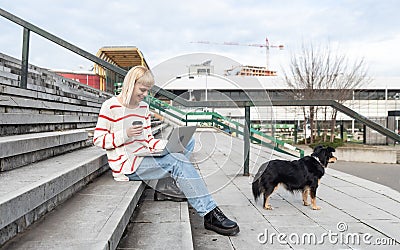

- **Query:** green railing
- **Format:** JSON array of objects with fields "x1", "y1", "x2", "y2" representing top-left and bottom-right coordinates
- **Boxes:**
[{"x1": 145, "y1": 96, "x2": 304, "y2": 158}]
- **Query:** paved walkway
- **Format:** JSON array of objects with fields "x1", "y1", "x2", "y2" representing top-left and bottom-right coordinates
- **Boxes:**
[
  {"x1": 330, "y1": 161, "x2": 400, "y2": 192},
  {"x1": 190, "y1": 129, "x2": 400, "y2": 250}
]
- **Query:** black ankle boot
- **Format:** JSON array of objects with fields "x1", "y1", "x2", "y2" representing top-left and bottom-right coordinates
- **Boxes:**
[
  {"x1": 153, "y1": 190, "x2": 187, "y2": 202},
  {"x1": 204, "y1": 207, "x2": 240, "y2": 236},
  {"x1": 153, "y1": 177, "x2": 187, "y2": 202}
]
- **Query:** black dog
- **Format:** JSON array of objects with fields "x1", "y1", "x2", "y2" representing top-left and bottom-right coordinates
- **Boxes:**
[{"x1": 252, "y1": 146, "x2": 337, "y2": 210}]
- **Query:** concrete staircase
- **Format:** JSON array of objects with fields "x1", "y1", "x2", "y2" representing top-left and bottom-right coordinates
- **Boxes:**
[
  {"x1": 0, "y1": 53, "x2": 193, "y2": 249},
  {"x1": 117, "y1": 187, "x2": 193, "y2": 250}
]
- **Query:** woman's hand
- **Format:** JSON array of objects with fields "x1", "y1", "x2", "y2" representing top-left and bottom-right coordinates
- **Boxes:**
[{"x1": 126, "y1": 125, "x2": 143, "y2": 137}]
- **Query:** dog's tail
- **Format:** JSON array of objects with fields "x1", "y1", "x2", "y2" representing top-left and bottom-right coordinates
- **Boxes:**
[
  {"x1": 252, "y1": 179, "x2": 262, "y2": 202},
  {"x1": 252, "y1": 163, "x2": 268, "y2": 201}
]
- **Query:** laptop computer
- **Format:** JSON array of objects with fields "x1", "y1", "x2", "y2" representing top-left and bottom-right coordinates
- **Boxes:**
[{"x1": 135, "y1": 126, "x2": 196, "y2": 157}]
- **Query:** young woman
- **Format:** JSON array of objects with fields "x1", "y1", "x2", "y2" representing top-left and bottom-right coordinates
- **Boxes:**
[{"x1": 93, "y1": 66, "x2": 239, "y2": 236}]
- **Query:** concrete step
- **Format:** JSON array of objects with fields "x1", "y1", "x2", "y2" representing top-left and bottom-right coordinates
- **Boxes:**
[
  {"x1": 0, "y1": 94, "x2": 101, "y2": 116},
  {"x1": 0, "y1": 53, "x2": 112, "y2": 105},
  {"x1": 0, "y1": 146, "x2": 108, "y2": 246},
  {"x1": 0, "y1": 57, "x2": 112, "y2": 136},
  {"x1": 0, "y1": 82, "x2": 105, "y2": 108},
  {"x1": 1, "y1": 172, "x2": 146, "y2": 250},
  {"x1": 0, "y1": 113, "x2": 97, "y2": 125},
  {"x1": 117, "y1": 188, "x2": 193, "y2": 250},
  {"x1": 0, "y1": 129, "x2": 92, "y2": 171},
  {"x1": 0, "y1": 93, "x2": 101, "y2": 135}
]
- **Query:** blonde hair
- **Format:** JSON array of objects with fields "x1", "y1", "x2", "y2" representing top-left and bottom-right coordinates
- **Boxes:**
[{"x1": 119, "y1": 66, "x2": 154, "y2": 105}]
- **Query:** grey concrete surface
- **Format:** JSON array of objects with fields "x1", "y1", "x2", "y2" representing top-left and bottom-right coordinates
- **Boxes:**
[
  {"x1": 0, "y1": 128, "x2": 92, "y2": 171},
  {"x1": 0, "y1": 57, "x2": 109, "y2": 137},
  {"x1": 117, "y1": 188, "x2": 193, "y2": 250},
  {"x1": 0, "y1": 146, "x2": 108, "y2": 245},
  {"x1": 335, "y1": 146, "x2": 397, "y2": 163},
  {"x1": 330, "y1": 161, "x2": 400, "y2": 192},
  {"x1": 190, "y1": 130, "x2": 400, "y2": 250},
  {"x1": 0, "y1": 129, "x2": 88, "y2": 158},
  {"x1": 0, "y1": 52, "x2": 110, "y2": 105},
  {"x1": 1, "y1": 172, "x2": 146, "y2": 250},
  {"x1": 2, "y1": 128, "x2": 399, "y2": 249}
]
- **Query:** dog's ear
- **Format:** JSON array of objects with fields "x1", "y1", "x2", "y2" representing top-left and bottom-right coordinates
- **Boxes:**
[
  {"x1": 313, "y1": 145, "x2": 324, "y2": 153},
  {"x1": 311, "y1": 145, "x2": 324, "y2": 158},
  {"x1": 327, "y1": 146, "x2": 336, "y2": 152}
]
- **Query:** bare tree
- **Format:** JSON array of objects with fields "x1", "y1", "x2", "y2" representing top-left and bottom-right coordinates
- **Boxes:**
[{"x1": 283, "y1": 42, "x2": 369, "y2": 144}]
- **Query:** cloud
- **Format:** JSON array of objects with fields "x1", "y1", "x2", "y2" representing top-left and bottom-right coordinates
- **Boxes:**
[{"x1": 0, "y1": 0, "x2": 399, "y2": 76}]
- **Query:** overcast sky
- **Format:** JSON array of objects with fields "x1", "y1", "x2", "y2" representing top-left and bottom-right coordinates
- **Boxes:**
[{"x1": 0, "y1": 0, "x2": 399, "y2": 77}]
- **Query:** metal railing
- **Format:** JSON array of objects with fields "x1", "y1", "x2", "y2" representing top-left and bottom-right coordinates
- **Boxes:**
[
  {"x1": 147, "y1": 91, "x2": 400, "y2": 143},
  {"x1": 1, "y1": 7, "x2": 399, "y2": 176},
  {"x1": 0, "y1": 8, "x2": 127, "y2": 88},
  {"x1": 145, "y1": 96, "x2": 305, "y2": 159}
]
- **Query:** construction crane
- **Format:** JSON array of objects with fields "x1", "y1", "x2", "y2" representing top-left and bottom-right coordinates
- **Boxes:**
[{"x1": 191, "y1": 36, "x2": 284, "y2": 70}]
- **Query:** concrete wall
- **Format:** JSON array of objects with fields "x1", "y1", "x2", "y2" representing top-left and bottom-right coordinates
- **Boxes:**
[{"x1": 335, "y1": 147, "x2": 397, "y2": 164}]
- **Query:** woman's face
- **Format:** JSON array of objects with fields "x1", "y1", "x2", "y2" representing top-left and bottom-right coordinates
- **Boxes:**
[{"x1": 131, "y1": 82, "x2": 151, "y2": 105}]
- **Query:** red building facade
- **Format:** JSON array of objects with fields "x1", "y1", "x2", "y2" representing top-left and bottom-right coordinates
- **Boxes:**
[{"x1": 55, "y1": 71, "x2": 101, "y2": 90}]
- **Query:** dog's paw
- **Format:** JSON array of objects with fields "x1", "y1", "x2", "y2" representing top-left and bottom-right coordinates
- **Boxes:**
[
  {"x1": 312, "y1": 206, "x2": 321, "y2": 210},
  {"x1": 303, "y1": 201, "x2": 310, "y2": 206},
  {"x1": 263, "y1": 205, "x2": 273, "y2": 210}
]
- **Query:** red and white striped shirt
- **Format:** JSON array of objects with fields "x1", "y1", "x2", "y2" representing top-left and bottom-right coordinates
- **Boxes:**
[{"x1": 93, "y1": 96, "x2": 166, "y2": 181}]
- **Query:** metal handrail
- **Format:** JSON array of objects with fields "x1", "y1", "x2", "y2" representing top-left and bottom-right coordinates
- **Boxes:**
[
  {"x1": 1, "y1": 7, "x2": 398, "y2": 177},
  {"x1": 149, "y1": 91, "x2": 400, "y2": 142},
  {"x1": 2, "y1": 7, "x2": 398, "y2": 142},
  {"x1": 146, "y1": 96, "x2": 305, "y2": 158},
  {"x1": 0, "y1": 8, "x2": 127, "y2": 82}
]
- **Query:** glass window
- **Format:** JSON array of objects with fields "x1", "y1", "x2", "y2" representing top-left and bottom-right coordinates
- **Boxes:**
[{"x1": 388, "y1": 90, "x2": 400, "y2": 100}]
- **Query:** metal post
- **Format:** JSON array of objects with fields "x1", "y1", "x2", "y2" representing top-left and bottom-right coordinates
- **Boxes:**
[
  {"x1": 340, "y1": 120, "x2": 344, "y2": 141},
  {"x1": 271, "y1": 122, "x2": 275, "y2": 139},
  {"x1": 21, "y1": 27, "x2": 30, "y2": 89},
  {"x1": 235, "y1": 124, "x2": 239, "y2": 137},
  {"x1": 205, "y1": 72, "x2": 208, "y2": 102},
  {"x1": 244, "y1": 106, "x2": 250, "y2": 176},
  {"x1": 363, "y1": 124, "x2": 367, "y2": 144}
]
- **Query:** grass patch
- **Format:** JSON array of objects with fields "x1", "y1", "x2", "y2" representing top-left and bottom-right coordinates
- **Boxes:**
[{"x1": 299, "y1": 136, "x2": 344, "y2": 149}]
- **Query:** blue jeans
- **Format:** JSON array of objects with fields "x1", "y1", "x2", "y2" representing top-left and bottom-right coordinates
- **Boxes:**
[{"x1": 126, "y1": 138, "x2": 217, "y2": 217}]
